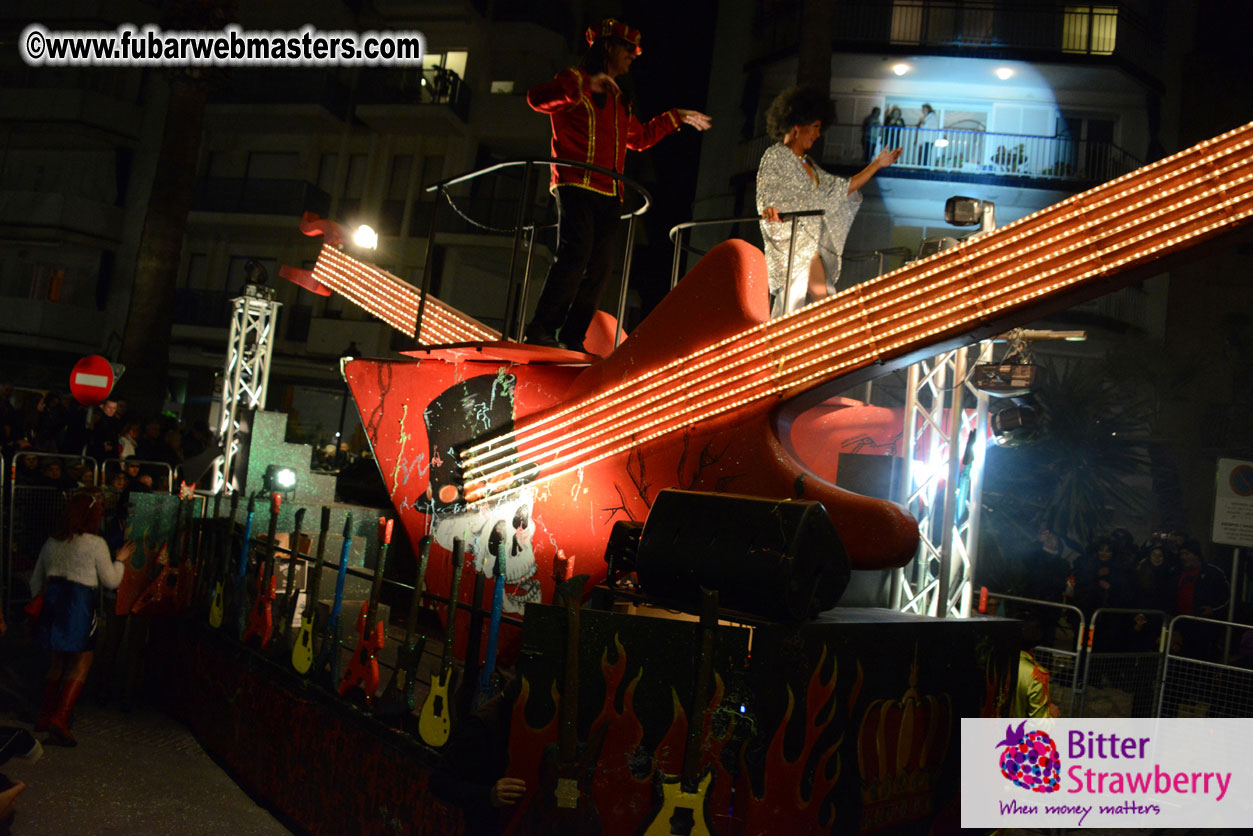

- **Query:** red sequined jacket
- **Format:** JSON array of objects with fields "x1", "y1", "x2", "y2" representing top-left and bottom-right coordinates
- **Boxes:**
[{"x1": 527, "y1": 68, "x2": 680, "y2": 198}]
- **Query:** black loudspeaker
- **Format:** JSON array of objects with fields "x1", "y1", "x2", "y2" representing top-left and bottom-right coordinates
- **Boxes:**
[{"x1": 630, "y1": 489, "x2": 850, "y2": 623}]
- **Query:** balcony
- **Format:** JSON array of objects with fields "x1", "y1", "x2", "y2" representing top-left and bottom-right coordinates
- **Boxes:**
[
  {"x1": 354, "y1": 68, "x2": 472, "y2": 134},
  {"x1": 206, "y1": 70, "x2": 351, "y2": 133},
  {"x1": 190, "y1": 178, "x2": 331, "y2": 217},
  {"x1": 0, "y1": 190, "x2": 126, "y2": 243},
  {"x1": 753, "y1": 1, "x2": 1162, "y2": 86},
  {"x1": 736, "y1": 125, "x2": 1140, "y2": 186}
]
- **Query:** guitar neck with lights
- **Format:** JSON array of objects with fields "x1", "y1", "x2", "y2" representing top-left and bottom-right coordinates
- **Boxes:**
[
  {"x1": 459, "y1": 121, "x2": 1253, "y2": 503},
  {"x1": 310, "y1": 243, "x2": 499, "y2": 344}
]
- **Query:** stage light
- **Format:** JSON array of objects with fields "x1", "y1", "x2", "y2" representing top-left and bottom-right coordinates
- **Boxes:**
[
  {"x1": 892, "y1": 63, "x2": 910, "y2": 76},
  {"x1": 995, "y1": 67, "x2": 1015, "y2": 80},
  {"x1": 972, "y1": 363, "x2": 1042, "y2": 397},
  {"x1": 990, "y1": 405, "x2": 1040, "y2": 447},
  {"x1": 264, "y1": 464, "x2": 298, "y2": 495},
  {"x1": 353, "y1": 224, "x2": 378, "y2": 249}
]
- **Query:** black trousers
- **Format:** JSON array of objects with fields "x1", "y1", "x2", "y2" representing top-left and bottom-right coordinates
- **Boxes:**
[{"x1": 529, "y1": 186, "x2": 621, "y2": 348}]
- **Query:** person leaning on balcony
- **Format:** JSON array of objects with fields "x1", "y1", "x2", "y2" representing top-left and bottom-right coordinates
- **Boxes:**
[
  {"x1": 522, "y1": 17, "x2": 712, "y2": 352},
  {"x1": 757, "y1": 86, "x2": 901, "y2": 317},
  {"x1": 916, "y1": 103, "x2": 937, "y2": 166}
]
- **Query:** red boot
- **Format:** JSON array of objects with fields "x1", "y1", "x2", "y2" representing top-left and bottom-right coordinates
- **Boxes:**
[
  {"x1": 47, "y1": 679, "x2": 86, "y2": 747},
  {"x1": 34, "y1": 678, "x2": 60, "y2": 733}
]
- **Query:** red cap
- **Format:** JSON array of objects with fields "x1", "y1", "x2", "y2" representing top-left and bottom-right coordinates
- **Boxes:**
[{"x1": 585, "y1": 18, "x2": 642, "y2": 55}]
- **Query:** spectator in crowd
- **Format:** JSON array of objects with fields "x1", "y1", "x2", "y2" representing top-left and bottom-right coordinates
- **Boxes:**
[
  {"x1": 1132, "y1": 542, "x2": 1176, "y2": 613},
  {"x1": 1010, "y1": 609, "x2": 1061, "y2": 719},
  {"x1": 39, "y1": 460, "x2": 77, "y2": 491},
  {"x1": 1075, "y1": 536, "x2": 1129, "y2": 613},
  {"x1": 118, "y1": 422, "x2": 140, "y2": 460},
  {"x1": 1174, "y1": 539, "x2": 1228, "y2": 619},
  {"x1": 13, "y1": 454, "x2": 43, "y2": 486},
  {"x1": 123, "y1": 460, "x2": 152, "y2": 493}
]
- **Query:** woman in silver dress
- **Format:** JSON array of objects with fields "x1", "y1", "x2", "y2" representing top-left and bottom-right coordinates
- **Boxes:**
[{"x1": 757, "y1": 87, "x2": 901, "y2": 316}]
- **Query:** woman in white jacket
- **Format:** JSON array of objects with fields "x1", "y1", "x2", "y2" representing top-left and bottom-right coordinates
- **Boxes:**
[{"x1": 30, "y1": 491, "x2": 134, "y2": 746}]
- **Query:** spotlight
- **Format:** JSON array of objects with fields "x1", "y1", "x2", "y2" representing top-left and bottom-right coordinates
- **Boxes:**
[
  {"x1": 990, "y1": 406, "x2": 1040, "y2": 447},
  {"x1": 972, "y1": 363, "x2": 1042, "y2": 397},
  {"x1": 995, "y1": 67, "x2": 1015, "y2": 80},
  {"x1": 944, "y1": 195, "x2": 997, "y2": 233},
  {"x1": 353, "y1": 224, "x2": 379, "y2": 249},
  {"x1": 264, "y1": 464, "x2": 298, "y2": 495},
  {"x1": 891, "y1": 63, "x2": 910, "y2": 76}
]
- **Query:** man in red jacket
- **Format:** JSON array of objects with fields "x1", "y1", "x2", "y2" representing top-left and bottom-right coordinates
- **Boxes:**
[{"x1": 524, "y1": 18, "x2": 711, "y2": 352}]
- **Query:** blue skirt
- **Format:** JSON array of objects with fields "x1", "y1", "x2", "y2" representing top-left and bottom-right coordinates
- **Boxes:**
[{"x1": 37, "y1": 578, "x2": 98, "y2": 653}]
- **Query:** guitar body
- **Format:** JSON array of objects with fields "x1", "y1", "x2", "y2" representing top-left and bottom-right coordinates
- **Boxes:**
[
  {"x1": 337, "y1": 604, "x2": 384, "y2": 704},
  {"x1": 208, "y1": 581, "x2": 225, "y2": 628},
  {"x1": 291, "y1": 614, "x2": 317, "y2": 673},
  {"x1": 241, "y1": 574, "x2": 276, "y2": 648},
  {"x1": 344, "y1": 248, "x2": 919, "y2": 664},
  {"x1": 417, "y1": 667, "x2": 454, "y2": 748},
  {"x1": 640, "y1": 770, "x2": 715, "y2": 836}
]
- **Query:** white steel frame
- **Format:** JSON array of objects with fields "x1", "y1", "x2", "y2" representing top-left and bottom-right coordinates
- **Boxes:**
[
  {"x1": 892, "y1": 341, "x2": 994, "y2": 618},
  {"x1": 212, "y1": 287, "x2": 280, "y2": 494}
]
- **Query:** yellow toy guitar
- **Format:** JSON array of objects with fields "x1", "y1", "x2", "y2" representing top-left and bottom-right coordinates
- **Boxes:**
[{"x1": 417, "y1": 537, "x2": 464, "y2": 748}]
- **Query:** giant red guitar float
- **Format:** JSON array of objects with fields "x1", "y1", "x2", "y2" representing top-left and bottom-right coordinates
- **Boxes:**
[{"x1": 289, "y1": 122, "x2": 1253, "y2": 663}]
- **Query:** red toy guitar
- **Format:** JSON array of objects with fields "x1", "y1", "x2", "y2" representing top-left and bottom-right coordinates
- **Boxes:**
[
  {"x1": 338, "y1": 516, "x2": 392, "y2": 708},
  {"x1": 241, "y1": 493, "x2": 282, "y2": 648}
]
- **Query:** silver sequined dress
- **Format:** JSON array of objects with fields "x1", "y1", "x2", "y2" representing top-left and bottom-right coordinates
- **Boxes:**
[{"x1": 756, "y1": 142, "x2": 862, "y2": 315}]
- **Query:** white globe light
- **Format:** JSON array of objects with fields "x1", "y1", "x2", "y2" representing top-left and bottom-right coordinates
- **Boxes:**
[
  {"x1": 892, "y1": 63, "x2": 910, "y2": 76},
  {"x1": 995, "y1": 66, "x2": 1015, "y2": 80},
  {"x1": 353, "y1": 224, "x2": 379, "y2": 249}
]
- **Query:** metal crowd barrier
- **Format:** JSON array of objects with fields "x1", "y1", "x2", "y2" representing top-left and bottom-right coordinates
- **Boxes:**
[
  {"x1": 982, "y1": 591, "x2": 1085, "y2": 717},
  {"x1": 1158, "y1": 614, "x2": 1253, "y2": 718},
  {"x1": 1077, "y1": 607, "x2": 1167, "y2": 718},
  {"x1": 99, "y1": 458, "x2": 175, "y2": 494},
  {"x1": 3, "y1": 452, "x2": 97, "y2": 611}
]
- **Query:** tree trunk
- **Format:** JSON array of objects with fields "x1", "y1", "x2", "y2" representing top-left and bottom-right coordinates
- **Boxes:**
[{"x1": 116, "y1": 72, "x2": 207, "y2": 419}]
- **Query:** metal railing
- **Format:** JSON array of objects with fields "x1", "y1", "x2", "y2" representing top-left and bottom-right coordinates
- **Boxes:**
[
  {"x1": 421, "y1": 158, "x2": 652, "y2": 348},
  {"x1": 982, "y1": 591, "x2": 1086, "y2": 717},
  {"x1": 668, "y1": 210, "x2": 823, "y2": 306},
  {"x1": 1079, "y1": 607, "x2": 1167, "y2": 717},
  {"x1": 738, "y1": 127, "x2": 1141, "y2": 183},
  {"x1": 99, "y1": 458, "x2": 176, "y2": 494},
  {"x1": 1159, "y1": 615, "x2": 1253, "y2": 718}
]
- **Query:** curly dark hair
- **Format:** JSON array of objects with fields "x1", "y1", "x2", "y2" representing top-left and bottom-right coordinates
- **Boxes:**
[{"x1": 765, "y1": 86, "x2": 836, "y2": 141}]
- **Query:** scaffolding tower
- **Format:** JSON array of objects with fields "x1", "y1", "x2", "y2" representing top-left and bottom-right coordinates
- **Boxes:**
[
  {"x1": 211, "y1": 285, "x2": 281, "y2": 494},
  {"x1": 892, "y1": 341, "x2": 994, "y2": 618}
]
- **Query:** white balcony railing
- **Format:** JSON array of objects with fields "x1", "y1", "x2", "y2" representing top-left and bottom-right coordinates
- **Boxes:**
[{"x1": 738, "y1": 125, "x2": 1140, "y2": 184}]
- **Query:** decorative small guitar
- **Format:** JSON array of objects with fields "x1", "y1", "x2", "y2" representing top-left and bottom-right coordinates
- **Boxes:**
[
  {"x1": 242, "y1": 493, "x2": 283, "y2": 647},
  {"x1": 223, "y1": 496, "x2": 258, "y2": 636},
  {"x1": 507, "y1": 573, "x2": 605, "y2": 836},
  {"x1": 313, "y1": 513, "x2": 354, "y2": 691},
  {"x1": 338, "y1": 516, "x2": 392, "y2": 708},
  {"x1": 211, "y1": 494, "x2": 248, "y2": 629},
  {"x1": 376, "y1": 534, "x2": 433, "y2": 726},
  {"x1": 266, "y1": 507, "x2": 306, "y2": 660},
  {"x1": 291, "y1": 506, "x2": 332, "y2": 675},
  {"x1": 474, "y1": 535, "x2": 508, "y2": 710},
  {"x1": 417, "y1": 537, "x2": 465, "y2": 748},
  {"x1": 194, "y1": 493, "x2": 224, "y2": 613},
  {"x1": 131, "y1": 489, "x2": 193, "y2": 615},
  {"x1": 640, "y1": 588, "x2": 720, "y2": 836}
]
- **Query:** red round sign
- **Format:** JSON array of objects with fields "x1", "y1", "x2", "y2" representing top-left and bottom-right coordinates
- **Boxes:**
[{"x1": 69, "y1": 355, "x2": 115, "y2": 406}]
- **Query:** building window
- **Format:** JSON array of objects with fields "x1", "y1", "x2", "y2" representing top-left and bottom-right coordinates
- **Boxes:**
[
  {"x1": 890, "y1": 0, "x2": 924, "y2": 44},
  {"x1": 1063, "y1": 5, "x2": 1118, "y2": 55},
  {"x1": 490, "y1": 80, "x2": 514, "y2": 94},
  {"x1": 317, "y1": 153, "x2": 339, "y2": 195}
]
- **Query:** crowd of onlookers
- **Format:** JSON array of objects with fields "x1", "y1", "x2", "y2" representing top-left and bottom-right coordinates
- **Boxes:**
[
  {"x1": 0, "y1": 385, "x2": 214, "y2": 495},
  {"x1": 992, "y1": 524, "x2": 1251, "y2": 666}
]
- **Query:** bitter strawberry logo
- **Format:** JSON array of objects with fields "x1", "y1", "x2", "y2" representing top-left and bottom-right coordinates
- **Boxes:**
[{"x1": 996, "y1": 721, "x2": 1061, "y2": 793}]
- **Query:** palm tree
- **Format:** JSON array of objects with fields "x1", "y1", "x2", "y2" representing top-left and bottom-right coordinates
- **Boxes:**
[
  {"x1": 116, "y1": 1, "x2": 235, "y2": 419},
  {"x1": 982, "y1": 355, "x2": 1154, "y2": 552}
]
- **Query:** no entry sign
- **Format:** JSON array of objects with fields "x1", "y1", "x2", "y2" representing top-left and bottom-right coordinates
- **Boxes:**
[{"x1": 69, "y1": 355, "x2": 115, "y2": 406}]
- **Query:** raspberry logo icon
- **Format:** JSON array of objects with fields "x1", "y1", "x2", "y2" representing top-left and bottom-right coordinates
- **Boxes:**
[{"x1": 996, "y1": 721, "x2": 1061, "y2": 793}]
